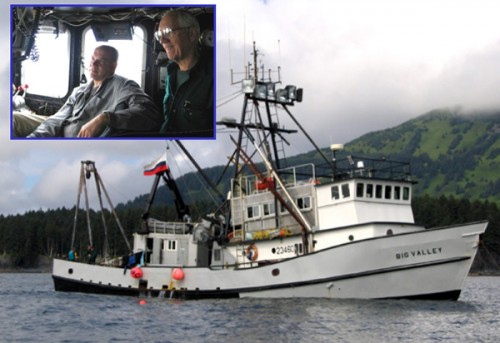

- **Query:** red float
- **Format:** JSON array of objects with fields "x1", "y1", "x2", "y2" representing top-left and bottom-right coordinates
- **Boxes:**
[
  {"x1": 172, "y1": 268, "x2": 185, "y2": 280},
  {"x1": 130, "y1": 266, "x2": 143, "y2": 279}
]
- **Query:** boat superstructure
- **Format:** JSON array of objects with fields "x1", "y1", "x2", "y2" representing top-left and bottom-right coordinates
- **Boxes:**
[{"x1": 52, "y1": 43, "x2": 487, "y2": 300}]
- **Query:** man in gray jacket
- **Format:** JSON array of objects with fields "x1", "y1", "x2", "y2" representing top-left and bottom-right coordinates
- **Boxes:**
[{"x1": 16, "y1": 45, "x2": 162, "y2": 138}]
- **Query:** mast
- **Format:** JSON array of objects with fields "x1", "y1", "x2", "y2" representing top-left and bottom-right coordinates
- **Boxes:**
[
  {"x1": 231, "y1": 41, "x2": 289, "y2": 177},
  {"x1": 222, "y1": 41, "x2": 319, "y2": 252}
]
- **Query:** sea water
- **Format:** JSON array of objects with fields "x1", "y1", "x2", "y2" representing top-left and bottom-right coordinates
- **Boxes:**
[{"x1": 0, "y1": 274, "x2": 498, "y2": 342}]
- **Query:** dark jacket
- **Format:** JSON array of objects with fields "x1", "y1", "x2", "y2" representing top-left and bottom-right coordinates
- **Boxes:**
[{"x1": 161, "y1": 47, "x2": 214, "y2": 138}]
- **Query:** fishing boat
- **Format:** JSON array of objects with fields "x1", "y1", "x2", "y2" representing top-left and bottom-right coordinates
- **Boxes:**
[{"x1": 52, "y1": 43, "x2": 488, "y2": 300}]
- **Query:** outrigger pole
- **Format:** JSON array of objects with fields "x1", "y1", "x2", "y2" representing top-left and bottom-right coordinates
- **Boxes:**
[{"x1": 72, "y1": 161, "x2": 131, "y2": 255}]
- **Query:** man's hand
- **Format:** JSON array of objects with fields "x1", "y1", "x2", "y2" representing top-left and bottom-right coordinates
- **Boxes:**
[{"x1": 77, "y1": 112, "x2": 109, "y2": 138}]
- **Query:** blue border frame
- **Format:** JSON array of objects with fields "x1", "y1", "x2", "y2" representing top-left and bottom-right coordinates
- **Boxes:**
[{"x1": 10, "y1": 3, "x2": 217, "y2": 141}]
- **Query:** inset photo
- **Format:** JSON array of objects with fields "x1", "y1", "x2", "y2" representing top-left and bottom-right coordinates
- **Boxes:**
[{"x1": 11, "y1": 5, "x2": 215, "y2": 139}]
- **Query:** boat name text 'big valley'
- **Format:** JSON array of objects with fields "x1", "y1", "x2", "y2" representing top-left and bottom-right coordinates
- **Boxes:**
[{"x1": 396, "y1": 247, "x2": 442, "y2": 260}]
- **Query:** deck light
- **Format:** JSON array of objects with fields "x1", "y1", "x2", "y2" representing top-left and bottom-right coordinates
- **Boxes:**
[{"x1": 242, "y1": 79, "x2": 255, "y2": 94}]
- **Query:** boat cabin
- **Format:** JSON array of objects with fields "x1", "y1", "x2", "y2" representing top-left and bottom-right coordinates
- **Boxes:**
[{"x1": 228, "y1": 155, "x2": 415, "y2": 240}]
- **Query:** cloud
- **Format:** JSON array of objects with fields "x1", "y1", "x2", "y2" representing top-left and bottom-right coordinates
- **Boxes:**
[{"x1": 2, "y1": 0, "x2": 500, "y2": 215}]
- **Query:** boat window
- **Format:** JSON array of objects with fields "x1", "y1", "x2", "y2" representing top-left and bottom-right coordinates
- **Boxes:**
[
  {"x1": 366, "y1": 184, "x2": 373, "y2": 198},
  {"x1": 375, "y1": 185, "x2": 383, "y2": 199},
  {"x1": 82, "y1": 25, "x2": 146, "y2": 87},
  {"x1": 164, "y1": 240, "x2": 177, "y2": 251},
  {"x1": 213, "y1": 249, "x2": 221, "y2": 261},
  {"x1": 356, "y1": 183, "x2": 364, "y2": 197},
  {"x1": 247, "y1": 205, "x2": 260, "y2": 219},
  {"x1": 263, "y1": 202, "x2": 276, "y2": 217},
  {"x1": 403, "y1": 187, "x2": 410, "y2": 200},
  {"x1": 341, "y1": 184, "x2": 350, "y2": 198},
  {"x1": 21, "y1": 30, "x2": 71, "y2": 98},
  {"x1": 297, "y1": 196, "x2": 312, "y2": 210},
  {"x1": 394, "y1": 186, "x2": 401, "y2": 200},
  {"x1": 385, "y1": 185, "x2": 392, "y2": 199},
  {"x1": 280, "y1": 202, "x2": 287, "y2": 214},
  {"x1": 331, "y1": 186, "x2": 340, "y2": 200}
]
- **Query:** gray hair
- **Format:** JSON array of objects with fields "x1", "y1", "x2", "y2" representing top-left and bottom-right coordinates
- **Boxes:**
[
  {"x1": 95, "y1": 45, "x2": 119, "y2": 63},
  {"x1": 164, "y1": 9, "x2": 200, "y2": 37}
]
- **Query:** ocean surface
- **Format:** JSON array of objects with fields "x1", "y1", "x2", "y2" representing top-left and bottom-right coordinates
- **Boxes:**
[{"x1": 0, "y1": 274, "x2": 498, "y2": 343}]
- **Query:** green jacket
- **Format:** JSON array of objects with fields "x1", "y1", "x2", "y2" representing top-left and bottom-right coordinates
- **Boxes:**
[{"x1": 161, "y1": 48, "x2": 214, "y2": 138}]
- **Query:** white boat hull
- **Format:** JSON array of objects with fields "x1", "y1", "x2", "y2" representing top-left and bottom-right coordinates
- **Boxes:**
[{"x1": 52, "y1": 221, "x2": 486, "y2": 300}]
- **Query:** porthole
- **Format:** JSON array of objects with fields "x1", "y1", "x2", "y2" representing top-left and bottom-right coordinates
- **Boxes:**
[
  {"x1": 272, "y1": 268, "x2": 280, "y2": 276},
  {"x1": 348, "y1": 235, "x2": 354, "y2": 241},
  {"x1": 68, "y1": 268, "x2": 73, "y2": 274},
  {"x1": 387, "y1": 229, "x2": 394, "y2": 236}
]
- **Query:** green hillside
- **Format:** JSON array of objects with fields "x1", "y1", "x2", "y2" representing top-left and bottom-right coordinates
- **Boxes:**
[{"x1": 345, "y1": 109, "x2": 500, "y2": 204}]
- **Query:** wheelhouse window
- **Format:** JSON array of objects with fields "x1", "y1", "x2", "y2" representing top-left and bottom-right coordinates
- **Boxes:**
[
  {"x1": 297, "y1": 196, "x2": 312, "y2": 210},
  {"x1": 341, "y1": 184, "x2": 350, "y2": 198},
  {"x1": 403, "y1": 187, "x2": 410, "y2": 200},
  {"x1": 385, "y1": 185, "x2": 392, "y2": 199},
  {"x1": 331, "y1": 186, "x2": 340, "y2": 200},
  {"x1": 21, "y1": 31, "x2": 71, "y2": 98},
  {"x1": 83, "y1": 25, "x2": 146, "y2": 87},
  {"x1": 356, "y1": 183, "x2": 364, "y2": 197},
  {"x1": 394, "y1": 186, "x2": 401, "y2": 200},
  {"x1": 263, "y1": 202, "x2": 276, "y2": 217},
  {"x1": 247, "y1": 205, "x2": 260, "y2": 219},
  {"x1": 366, "y1": 184, "x2": 373, "y2": 198},
  {"x1": 375, "y1": 185, "x2": 383, "y2": 199}
]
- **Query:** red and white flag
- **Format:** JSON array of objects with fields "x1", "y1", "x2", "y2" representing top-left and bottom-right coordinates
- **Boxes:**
[{"x1": 143, "y1": 152, "x2": 168, "y2": 176}]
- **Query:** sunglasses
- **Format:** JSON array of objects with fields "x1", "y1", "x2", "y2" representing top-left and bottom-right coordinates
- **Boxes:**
[{"x1": 154, "y1": 26, "x2": 191, "y2": 41}]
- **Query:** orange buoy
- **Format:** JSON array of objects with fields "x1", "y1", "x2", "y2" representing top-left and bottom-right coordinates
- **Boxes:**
[
  {"x1": 130, "y1": 266, "x2": 143, "y2": 279},
  {"x1": 172, "y1": 268, "x2": 185, "y2": 281}
]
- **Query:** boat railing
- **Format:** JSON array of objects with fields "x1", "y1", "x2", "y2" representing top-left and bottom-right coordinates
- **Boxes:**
[
  {"x1": 231, "y1": 163, "x2": 316, "y2": 198},
  {"x1": 317, "y1": 156, "x2": 412, "y2": 182},
  {"x1": 146, "y1": 218, "x2": 192, "y2": 235}
]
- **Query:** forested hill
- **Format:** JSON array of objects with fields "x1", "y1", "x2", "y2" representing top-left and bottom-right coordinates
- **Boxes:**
[
  {"x1": 120, "y1": 108, "x2": 500, "y2": 210},
  {"x1": 1, "y1": 108, "x2": 499, "y2": 271}
]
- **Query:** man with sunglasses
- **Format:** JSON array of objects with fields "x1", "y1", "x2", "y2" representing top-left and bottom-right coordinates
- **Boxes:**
[
  {"x1": 156, "y1": 9, "x2": 214, "y2": 138},
  {"x1": 17, "y1": 45, "x2": 162, "y2": 138}
]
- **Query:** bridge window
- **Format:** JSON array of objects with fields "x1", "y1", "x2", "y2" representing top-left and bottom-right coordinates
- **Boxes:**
[
  {"x1": 366, "y1": 184, "x2": 374, "y2": 198},
  {"x1": 385, "y1": 185, "x2": 392, "y2": 199},
  {"x1": 341, "y1": 184, "x2": 350, "y2": 198},
  {"x1": 394, "y1": 186, "x2": 401, "y2": 200},
  {"x1": 403, "y1": 187, "x2": 410, "y2": 200},
  {"x1": 375, "y1": 185, "x2": 383, "y2": 199},
  {"x1": 331, "y1": 186, "x2": 340, "y2": 200},
  {"x1": 356, "y1": 183, "x2": 364, "y2": 197}
]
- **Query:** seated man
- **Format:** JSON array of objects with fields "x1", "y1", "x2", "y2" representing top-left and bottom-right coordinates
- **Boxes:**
[
  {"x1": 156, "y1": 9, "x2": 214, "y2": 138},
  {"x1": 15, "y1": 45, "x2": 162, "y2": 138}
]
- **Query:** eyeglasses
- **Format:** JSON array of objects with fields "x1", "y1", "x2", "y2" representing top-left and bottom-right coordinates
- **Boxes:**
[{"x1": 154, "y1": 26, "x2": 191, "y2": 41}]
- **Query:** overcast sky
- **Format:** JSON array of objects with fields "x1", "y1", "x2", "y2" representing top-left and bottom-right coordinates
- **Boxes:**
[{"x1": 2, "y1": 0, "x2": 500, "y2": 216}]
